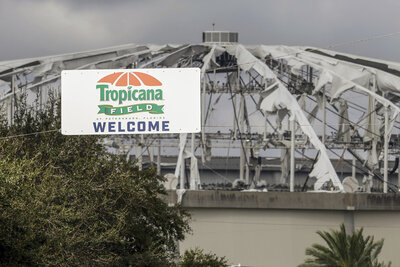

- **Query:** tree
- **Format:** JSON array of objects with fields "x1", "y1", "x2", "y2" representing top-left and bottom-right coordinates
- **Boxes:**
[
  {"x1": 0, "y1": 97, "x2": 190, "y2": 266},
  {"x1": 180, "y1": 247, "x2": 228, "y2": 267},
  {"x1": 299, "y1": 224, "x2": 391, "y2": 267}
]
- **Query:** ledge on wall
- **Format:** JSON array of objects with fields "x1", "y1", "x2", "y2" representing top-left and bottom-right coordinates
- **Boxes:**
[{"x1": 165, "y1": 190, "x2": 400, "y2": 211}]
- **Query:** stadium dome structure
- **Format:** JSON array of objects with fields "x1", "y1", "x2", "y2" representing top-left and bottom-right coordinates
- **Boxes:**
[{"x1": 1, "y1": 31, "x2": 400, "y2": 193}]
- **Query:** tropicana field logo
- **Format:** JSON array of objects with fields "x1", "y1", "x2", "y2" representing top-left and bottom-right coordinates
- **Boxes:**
[{"x1": 96, "y1": 72, "x2": 164, "y2": 116}]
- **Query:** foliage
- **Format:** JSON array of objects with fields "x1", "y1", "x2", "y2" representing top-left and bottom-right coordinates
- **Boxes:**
[
  {"x1": 299, "y1": 224, "x2": 391, "y2": 267},
  {"x1": 0, "y1": 96, "x2": 190, "y2": 266},
  {"x1": 180, "y1": 247, "x2": 228, "y2": 267}
]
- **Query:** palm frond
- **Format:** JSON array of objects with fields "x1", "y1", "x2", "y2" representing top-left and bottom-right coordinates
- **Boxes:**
[{"x1": 299, "y1": 224, "x2": 391, "y2": 267}]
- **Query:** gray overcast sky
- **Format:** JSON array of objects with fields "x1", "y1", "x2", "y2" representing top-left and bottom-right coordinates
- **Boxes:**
[{"x1": 1, "y1": 0, "x2": 400, "y2": 62}]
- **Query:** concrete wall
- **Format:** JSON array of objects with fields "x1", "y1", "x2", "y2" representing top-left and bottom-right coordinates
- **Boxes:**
[{"x1": 167, "y1": 191, "x2": 400, "y2": 266}]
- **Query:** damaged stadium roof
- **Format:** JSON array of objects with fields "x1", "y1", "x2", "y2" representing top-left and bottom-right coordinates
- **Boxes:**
[{"x1": 2, "y1": 36, "x2": 400, "y2": 193}]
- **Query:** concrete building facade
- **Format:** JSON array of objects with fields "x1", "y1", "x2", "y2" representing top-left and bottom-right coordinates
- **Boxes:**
[{"x1": 165, "y1": 191, "x2": 400, "y2": 266}]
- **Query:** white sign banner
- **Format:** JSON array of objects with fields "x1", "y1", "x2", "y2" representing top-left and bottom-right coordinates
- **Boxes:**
[{"x1": 61, "y1": 68, "x2": 200, "y2": 135}]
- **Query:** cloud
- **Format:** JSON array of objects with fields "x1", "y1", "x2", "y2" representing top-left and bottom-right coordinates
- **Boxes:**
[
  {"x1": 0, "y1": 0, "x2": 400, "y2": 61},
  {"x1": 0, "y1": 0, "x2": 115, "y2": 59}
]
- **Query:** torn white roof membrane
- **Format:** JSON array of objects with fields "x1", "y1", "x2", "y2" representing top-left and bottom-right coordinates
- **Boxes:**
[
  {"x1": 251, "y1": 45, "x2": 400, "y2": 98},
  {"x1": 0, "y1": 43, "x2": 145, "y2": 73},
  {"x1": 201, "y1": 45, "x2": 225, "y2": 79},
  {"x1": 226, "y1": 45, "x2": 276, "y2": 80},
  {"x1": 252, "y1": 45, "x2": 400, "y2": 165},
  {"x1": 156, "y1": 45, "x2": 209, "y2": 67},
  {"x1": 226, "y1": 44, "x2": 344, "y2": 191},
  {"x1": 299, "y1": 46, "x2": 400, "y2": 73},
  {"x1": 295, "y1": 47, "x2": 400, "y2": 100},
  {"x1": 248, "y1": 45, "x2": 307, "y2": 76},
  {"x1": 253, "y1": 45, "x2": 400, "y2": 115}
]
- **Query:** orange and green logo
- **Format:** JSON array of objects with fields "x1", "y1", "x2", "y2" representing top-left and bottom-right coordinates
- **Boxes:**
[{"x1": 96, "y1": 72, "x2": 164, "y2": 115}]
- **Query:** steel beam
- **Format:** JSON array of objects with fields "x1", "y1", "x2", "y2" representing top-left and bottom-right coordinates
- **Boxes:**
[
  {"x1": 384, "y1": 105, "x2": 389, "y2": 193},
  {"x1": 290, "y1": 119, "x2": 295, "y2": 192}
]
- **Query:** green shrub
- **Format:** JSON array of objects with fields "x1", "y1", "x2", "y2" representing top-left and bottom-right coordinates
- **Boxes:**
[
  {"x1": 180, "y1": 247, "x2": 228, "y2": 267},
  {"x1": 0, "y1": 97, "x2": 190, "y2": 266}
]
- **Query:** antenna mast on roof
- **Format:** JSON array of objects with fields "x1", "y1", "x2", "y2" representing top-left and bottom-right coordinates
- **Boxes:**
[{"x1": 212, "y1": 22, "x2": 215, "y2": 31}]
